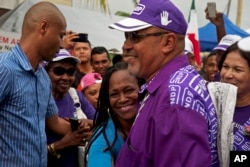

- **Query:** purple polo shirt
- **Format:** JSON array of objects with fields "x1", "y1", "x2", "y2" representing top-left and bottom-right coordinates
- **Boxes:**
[
  {"x1": 46, "y1": 91, "x2": 95, "y2": 167},
  {"x1": 233, "y1": 105, "x2": 250, "y2": 151},
  {"x1": 115, "y1": 55, "x2": 219, "y2": 167}
]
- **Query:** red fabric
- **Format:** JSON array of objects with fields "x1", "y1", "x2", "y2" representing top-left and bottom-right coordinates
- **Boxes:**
[{"x1": 188, "y1": 33, "x2": 201, "y2": 65}]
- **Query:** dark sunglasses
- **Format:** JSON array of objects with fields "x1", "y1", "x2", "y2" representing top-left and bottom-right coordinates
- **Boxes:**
[
  {"x1": 50, "y1": 67, "x2": 76, "y2": 76},
  {"x1": 125, "y1": 31, "x2": 169, "y2": 43}
]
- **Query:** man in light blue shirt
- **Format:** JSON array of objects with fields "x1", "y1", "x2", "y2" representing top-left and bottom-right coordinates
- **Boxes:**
[{"x1": 0, "y1": 2, "x2": 73, "y2": 167}]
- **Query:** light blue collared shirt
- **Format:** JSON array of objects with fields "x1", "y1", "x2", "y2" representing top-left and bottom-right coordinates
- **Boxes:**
[{"x1": 0, "y1": 45, "x2": 58, "y2": 167}]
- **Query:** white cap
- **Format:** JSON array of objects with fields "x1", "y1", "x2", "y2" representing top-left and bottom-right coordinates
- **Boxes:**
[
  {"x1": 213, "y1": 34, "x2": 242, "y2": 51},
  {"x1": 184, "y1": 37, "x2": 194, "y2": 54},
  {"x1": 238, "y1": 36, "x2": 250, "y2": 52},
  {"x1": 53, "y1": 49, "x2": 80, "y2": 64}
]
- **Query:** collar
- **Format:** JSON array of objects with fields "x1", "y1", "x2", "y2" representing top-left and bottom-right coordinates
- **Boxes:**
[{"x1": 146, "y1": 54, "x2": 189, "y2": 94}]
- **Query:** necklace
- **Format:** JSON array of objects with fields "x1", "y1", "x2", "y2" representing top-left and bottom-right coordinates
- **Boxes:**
[{"x1": 133, "y1": 74, "x2": 158, "y2": 124}]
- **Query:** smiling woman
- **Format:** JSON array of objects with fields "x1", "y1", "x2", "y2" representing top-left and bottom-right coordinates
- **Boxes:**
[
  {"x1": 44, "y1": 48, "x2": 96, "y2": 167},
  {"x1": 85, "y1": 62, "x2": 144, "y2": 167},
  {"x1": 217, "y1": 36, "x2": 250, "y2": 161}
]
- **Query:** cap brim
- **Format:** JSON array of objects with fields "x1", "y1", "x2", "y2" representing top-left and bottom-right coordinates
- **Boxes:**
[
  {"x1": 53, "y1": 56, "x2": 81, "y2": 64},
  {"x1": 213, "y1": 45, "x2": 227, "y2": 51},
  {"x1": 109, "y1": 18, "x2": 152, "y2": 32}
]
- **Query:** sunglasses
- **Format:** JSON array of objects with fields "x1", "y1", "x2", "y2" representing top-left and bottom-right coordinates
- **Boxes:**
[
  {"x1": 50, "y1": 67, "x2": 76, "y2": 76},
  {"x1": 125, "y1": 31, "x2": 169, "y2": 43}
]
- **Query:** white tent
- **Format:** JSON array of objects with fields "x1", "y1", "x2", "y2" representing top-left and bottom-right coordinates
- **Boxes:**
[{"x1": 0, "y1": 0, "x2": 125, "y2": 53}]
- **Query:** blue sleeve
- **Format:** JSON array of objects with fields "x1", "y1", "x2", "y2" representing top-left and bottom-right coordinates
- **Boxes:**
[
  {"x1": 77, "y1": 91, "x2": 96, "y2": 119},
  {"x1": 87, "y1": 132, "x2": 114, "y2": 167},
  {"x1": 0, "y1": 63, "x2": 11, "y2": 102},
  {"x1": 88, "y1": 119, "x2": 124, "y2": 167}
]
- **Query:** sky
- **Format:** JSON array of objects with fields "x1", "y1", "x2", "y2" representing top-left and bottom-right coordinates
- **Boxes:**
[
  {"x1": 1, "y1": 0, "x2": 249, "y2": 30},
  {"x1": 107, "y1": 0, "x2": 249, "y2": 30}
]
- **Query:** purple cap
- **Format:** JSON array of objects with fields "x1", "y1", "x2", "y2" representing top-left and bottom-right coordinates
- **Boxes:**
[
  {"x1": 53, "y1": 49, "x2": 80, "y2": 64},
  {"x1": 109, "y1": 0, "x2": 187, "y2": 35}
]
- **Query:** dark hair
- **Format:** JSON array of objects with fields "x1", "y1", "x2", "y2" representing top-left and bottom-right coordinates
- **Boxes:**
[
  {"x1": 85, "y1": 62, "x2": 143, "y2": 161},
  {"x1": 112, "y1": 54, "x2": 123, "y2": 65},
  {"x1": 202, "y1": 50, "x2": 217, "y2": 67},
  {"x1": 91, "y1": 46, "x2": 110, "y2": 62},
  {"x1": 218, "y1": 42, "x2": 250, "y2": 71},
  {"x1": 73, "y1": 39, "x2": 91, "y2": 49}
]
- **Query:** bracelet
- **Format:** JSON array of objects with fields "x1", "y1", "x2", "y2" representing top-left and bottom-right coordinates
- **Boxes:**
[{"x1": 48, "y1": 143, "x2": 61, "y2": 159}]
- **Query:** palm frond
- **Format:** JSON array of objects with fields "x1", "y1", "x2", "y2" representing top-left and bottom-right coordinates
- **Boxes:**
[
  {"x1": 85, "y1": 0, "x2": 110, "y2": 13},
  {"x1": 115, "y1": 11, "x2": 130, "y2": 17}
]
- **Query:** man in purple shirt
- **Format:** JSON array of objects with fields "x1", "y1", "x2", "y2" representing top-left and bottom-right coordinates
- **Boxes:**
[{"x1": 109, "y1": 0, "x2": 219, "y2": 166}]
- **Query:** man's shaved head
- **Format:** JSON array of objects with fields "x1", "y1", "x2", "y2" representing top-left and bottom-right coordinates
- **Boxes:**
[
  {"x1": 19, "y1": 1, "x2": 67, "y2": 69},
  {"x1": 22, "y1": 1, "x2": 66, "y2": 36}
]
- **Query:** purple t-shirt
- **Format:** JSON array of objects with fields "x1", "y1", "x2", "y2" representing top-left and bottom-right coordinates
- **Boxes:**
[
  {"x1": 233, "y1": 105, "x2": 250, "y2": 150},
  {"x1": 115, "y1": 55, "x2": 219, "y2": 167},
  {"x1": 46, "y1": 90, "x2": 95, "y2": 167}
]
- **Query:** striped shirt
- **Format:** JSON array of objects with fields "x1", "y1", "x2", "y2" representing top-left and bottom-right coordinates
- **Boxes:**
[{"x1": 0, "y1": 45, "x2": 58, "y2": 167}]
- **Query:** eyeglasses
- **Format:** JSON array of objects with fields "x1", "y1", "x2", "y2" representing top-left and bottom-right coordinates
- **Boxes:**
[
  {"x1": 125, "y1": 31, "x2": 169, "y2": 43},
  {"x1": 50, "y1": 67, "x2": 76, "y2": 76}
]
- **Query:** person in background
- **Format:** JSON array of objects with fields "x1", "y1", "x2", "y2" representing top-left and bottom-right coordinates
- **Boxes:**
[
  {"x1": 77, "y1": 72, "x2": 102, "y2": 109},
  {"x1": 44, "y1": 49, "x2": 96, "y2": 167},
  {"x1": 212, "y1": 34, "x2": 241, "y2": 81},
  {"x1": 112, "y1": 54, "x2": 123, "y2": 65},
  {"x1": 202, "y1": 51, "x2": 218, "y2": 82},
  {"x1": 63, "y1": 31, "x2": 93, "y2": 87},
  {"x1": 219, "y1": 36, "x2": 250, "y2": 151},
  {"x1": 0, "y1": 2, "x2": 83, "y2": 166},
  {"x1": 213, "y1": 34, "x2": 242, "y2": 64},
  {"x1": 205, "y1": 8, "x2": 226, "y2": 44},
  {"x1": 85, "y1": 62, "x2": 142, "y2": 167},
  {"x1": 207, "y1": 36, "x2": 250, "y2": 167},
  {"x1": 109, "y1": 0, "x2": 219, "y2": 166},
  {"x1": 91, "y1": 46, "x2": 111, "y2": 77}
]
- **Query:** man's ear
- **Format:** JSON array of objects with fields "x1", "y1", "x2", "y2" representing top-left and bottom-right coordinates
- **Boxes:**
[
  {"x1": 162, "y1": 33, "x2": 177, "y2": 53},
  {"x1": 40, "y1": 20, "x2": 48, "y2": 35}
]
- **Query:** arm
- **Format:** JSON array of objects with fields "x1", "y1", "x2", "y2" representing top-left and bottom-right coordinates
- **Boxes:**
[
  {"x1": 47, "y1": 118, "x2": 91, "y2": 158},
  {"x1": 0, "y1": 63, "x2": 11, "y2": 102},
  {"x1": 47, "y1": 128, "x2": 87, "y2": 159},
  {"x1": 205, "y1": 8, "x2": 226, "y2": 42},
  {"x1": 49, "y1": 130, "x2": 86, "y2": 149},
  {"x1": 46, "y1": 115, "x2": 71, "y2": 135}
]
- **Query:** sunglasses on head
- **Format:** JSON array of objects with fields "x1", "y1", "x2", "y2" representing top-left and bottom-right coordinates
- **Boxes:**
[
  {"x1": 125, "y1": 31, "x2": 169, "y2": 43},
  {"x1": 50, "y1": 67, "x2": 76, "y2": 76}
]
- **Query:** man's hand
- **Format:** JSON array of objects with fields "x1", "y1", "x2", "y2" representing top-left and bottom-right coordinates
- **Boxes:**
[
  {"x1": 77, "y1": 119, "x2": 93, "y2": 144},
  {"x1": 63, "y1": 30, "x2": 79, "y2": 49},
  {"x1": 204, "y1": 8, "x2": 224, "y2": 27}
]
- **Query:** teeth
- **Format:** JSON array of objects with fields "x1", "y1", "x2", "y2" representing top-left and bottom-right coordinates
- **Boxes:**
[{"x1": 120, "y1": 106, "x2": 131, "y2": 112}]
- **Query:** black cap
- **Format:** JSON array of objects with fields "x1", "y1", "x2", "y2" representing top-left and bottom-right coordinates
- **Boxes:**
[{"x1": 72, "y1": 33, "x2": 88, "y2": 42}]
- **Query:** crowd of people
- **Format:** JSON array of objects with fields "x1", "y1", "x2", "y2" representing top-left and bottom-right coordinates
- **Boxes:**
[{"x1": 0, "y1": 0, "x2": 250, "y2": 167}]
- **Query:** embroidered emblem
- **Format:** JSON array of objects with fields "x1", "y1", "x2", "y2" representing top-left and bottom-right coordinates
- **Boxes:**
[
  {"x1": 160, "y1": 11, "x2": 172, "y2": 26},
  {"x1": 132, "y1": 4, "x2": 145, "y2": 15}
]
